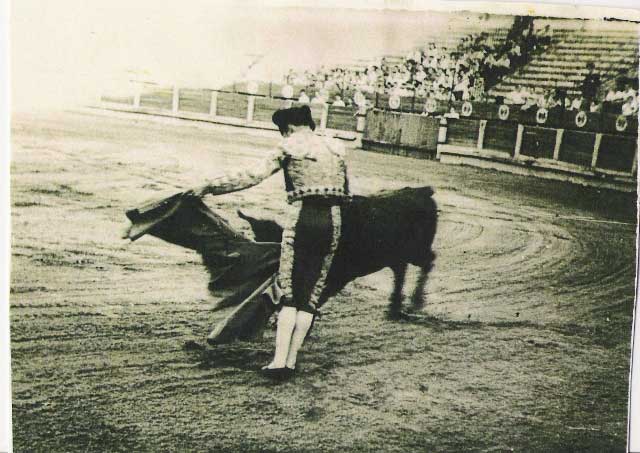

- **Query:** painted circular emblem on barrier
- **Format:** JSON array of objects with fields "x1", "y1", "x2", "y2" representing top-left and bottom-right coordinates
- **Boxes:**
[
  {"x1": 575, "y1": 110, "x2": 588, "y2": 128},
  {"x1": 281, "y1": 85, "x2": 294, "y2": 99},
  {"x1": 461, "y1": 101, "x2": 473, "y2": 117},
  {"x1": 247, "y1": 81, "x2": 259, "y2": 94},
  {"x1": 354, "y1": 91, "x2": 366, "y2": 107},
  {"x1": 536, "y1": 108, "x2": 548, "y2": 124},
  {"x1": 388, "y1": 95, "x2": 401, "y2": 110},
  {"x1": 498, "y1": 104, "x2": 510, "y2": 121},
  {"x1": 616, "y1": 114, "x2": 628, "y2": 132},
  {"x1": 425, "y1": 98, "x2": 437, "y2": 113}
]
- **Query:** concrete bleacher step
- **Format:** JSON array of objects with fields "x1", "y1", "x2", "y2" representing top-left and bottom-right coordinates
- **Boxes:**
[
  {"x1": 527, "y1": 59, "x2": 635, "y2": 69},
  {"x1": 556, "y1": 40, "x2": 637, "y2": 48},
  {"x1": 500, "y1": 78, "x2": 576, "y2": 88},
  {"x1": 553, "y1": 48, "x2": 636, "y2": 58},
  {"x1": 504, "y1": 73, "x2": 585, "y2": 82}
]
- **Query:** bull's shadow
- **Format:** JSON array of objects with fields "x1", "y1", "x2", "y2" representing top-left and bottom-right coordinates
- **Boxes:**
[{"x1": 124, "y1": 187, "x2": 438, "y2": 342}]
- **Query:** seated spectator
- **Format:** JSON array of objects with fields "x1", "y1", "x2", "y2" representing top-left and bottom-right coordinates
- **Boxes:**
[
  {"x1": 311, "y1": 93, "x2": 326, "y2": 104},
  {"x1": 570, "y1": 96, "x2": 584, "y2": 111},
  {"x1": 546, "y1": 92, "x2": 562, "y2": 109},
  {"x1": 534, "y1": 88, "x2": 548, "y2": 109},
  {"x1": 496, "y1": 55, "x2": 511, "y2": 69},
  {"x1": 622, "y1": 95, "x2": 638, "y2": 116},
  {"x1": 414, "y1": 65, "x2": 427, "y2": 84},
  {"x1": 298, "y1": 90, "x2": 310, "y2": 104},
  {"x1": 508, "y1": 44, "x2": 522, "y2": 58},
  {"x1": 623, "y1": 83, "x2": 637, "y2": 101},
  {"x1": 507, "y1": 85, "x2": 528, "y2": 105},
  {"x1": 521, "y1": 93, "x2": 538, "y2": 111},
  {"x1": 444, "y1": 107, "x2": 460, "y2": 119},
  {"x1": 605, "y1": 88, "x2": 623, "y2": 102},
  {"x1": 332, "y1": 95, "x2": 346, "y2": 107}
]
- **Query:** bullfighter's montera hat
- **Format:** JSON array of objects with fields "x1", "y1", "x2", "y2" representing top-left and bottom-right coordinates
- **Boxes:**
[{"x1": 272, "y1": 106, "x2": 316, "y2": 135}]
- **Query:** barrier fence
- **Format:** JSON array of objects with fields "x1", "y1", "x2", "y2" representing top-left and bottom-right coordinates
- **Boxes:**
[
  {"x1": 443, "y1": 116, "x2": 637, "y2": 176},
  {"x1": 101, "y1": 83, "x2": 637, "y2": 177},
  {"x1": 100, "y1": 83, "x2": 364, "y2": 134}
]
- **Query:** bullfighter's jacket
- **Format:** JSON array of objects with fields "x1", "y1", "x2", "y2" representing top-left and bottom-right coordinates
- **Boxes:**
[{"x1": 202, "y1": 129, "x2": 350, "y2": 204}]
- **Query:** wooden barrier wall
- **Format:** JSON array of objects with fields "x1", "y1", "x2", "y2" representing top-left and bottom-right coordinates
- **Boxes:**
[
  {"x1": 520, "y1": 127, "x2": 556, "y2": 160},
  {"x1": 447, "y1": 119, "x2": 479, "y2": 148},
  {"x1": 362, "y1": 109, "x2": 438, "y2": 158},
  {"x1": 597, "y1": 135, "x2": 637, "y2": 173},
  {"x1": 139, "y1": 87, "x2": 173, "y2": 110},
  {"x1": 178, "y1": 88, "x2": 211, "y2": 114},
  {"x1": 483, "y1": 120, "x2": 517, "y2": 154},
  {"x1": 100, "y1": 86, "x2": 637, "y2": 175},
  {"x1": 327, "y1": 107, "x2": 358, "y2": 131},
  {"x1": 559, "y1": 131, "x2": 596, "y2": 167},
  {"x1": 216, "y1": 92, "x2": 247, "y2": 119},
  {"x1": 253, "y1": 97, "x2": 286, "y2": 123}
]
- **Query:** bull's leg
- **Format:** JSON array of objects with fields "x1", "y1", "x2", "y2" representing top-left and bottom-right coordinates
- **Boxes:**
[
  {"x1": 388, "y1": 263, "x2": 408, "y2": 319},
  {"x1": 410, "y1": 253, "x2": 435, "y2": 312}
]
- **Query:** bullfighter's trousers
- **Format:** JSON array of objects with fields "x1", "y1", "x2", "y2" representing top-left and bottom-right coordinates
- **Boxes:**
[{"x1": 277, "y1": 198, "x2": 342, "y2": 314}]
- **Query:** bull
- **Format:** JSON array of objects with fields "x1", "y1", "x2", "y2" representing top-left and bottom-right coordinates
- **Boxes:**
[{"x1": 124, "y1": 186, "x2": 437, "y2": 343}]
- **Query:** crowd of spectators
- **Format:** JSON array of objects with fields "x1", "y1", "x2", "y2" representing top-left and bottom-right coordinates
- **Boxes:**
[
  {"x1": 502, "y1": 62, "x2": 639, "y2": 117},
  {"x1": 279, "y1": 17, "x2": 637, "y2": 119},
  {"x1": 281, "y1": 16, "x2": 550, "y2": 108}
]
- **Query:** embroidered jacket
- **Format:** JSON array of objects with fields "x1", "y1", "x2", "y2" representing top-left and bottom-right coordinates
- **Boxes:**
[{"x1": 203, "y1": 129, "x2": 350, "y2": 203}]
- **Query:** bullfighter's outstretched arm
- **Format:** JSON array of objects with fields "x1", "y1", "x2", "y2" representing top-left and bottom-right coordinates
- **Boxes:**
[{"x1": 194, "y1": 149, "x2": 284, "y2": 197}]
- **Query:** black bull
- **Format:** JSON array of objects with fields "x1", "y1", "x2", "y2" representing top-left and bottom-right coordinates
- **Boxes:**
[{"x1": 124, "y1": 187, "x2": 437, "y2": 343}]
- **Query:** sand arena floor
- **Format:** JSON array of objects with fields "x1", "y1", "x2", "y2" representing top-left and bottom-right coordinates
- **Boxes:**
[{"x1": 9, "y1": 109, "x2": 637, "y2": 452}]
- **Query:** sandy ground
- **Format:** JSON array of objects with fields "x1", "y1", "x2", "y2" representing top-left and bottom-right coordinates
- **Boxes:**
[{"x1": 9, "y1": 109, "x2": 637, "y2": 452}]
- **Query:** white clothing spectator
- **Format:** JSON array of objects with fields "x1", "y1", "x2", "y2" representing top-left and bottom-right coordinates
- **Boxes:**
[
  {"x1": 605, "y1": 89, "x2": 622, "y2": 102},
  {"x1": 332, "y1": 95, "x2": 346, "y2": 107},
  {"x1": 485, "y1": 54, "x2": 497, "y2": 67},
  {"x1": 570, "y1": 96, "x2": 584, "y2": 111},
  {"x1": 622, "y1": 96, "x2": 638, "y2": 116},
  {"x1": 415, "y1": 67, "x2": 427, "y2": 83},
  {"x1": 497, "y1": 55, "x2": 511, "y2": 68},
  {"x1": 298, "y1": 91, "x2": 310, "y2": 104},
  {"x1": 444, "y1": 107, "x2": 460, "y2": 119},
  {"x1": 507, "y1": 86, "x2": 528, "y2": 105}
]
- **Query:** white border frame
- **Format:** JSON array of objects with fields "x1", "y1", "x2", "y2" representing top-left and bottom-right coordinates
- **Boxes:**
[{"x1": 1, "y1": 1, "x2": 638, "y2": 453}]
